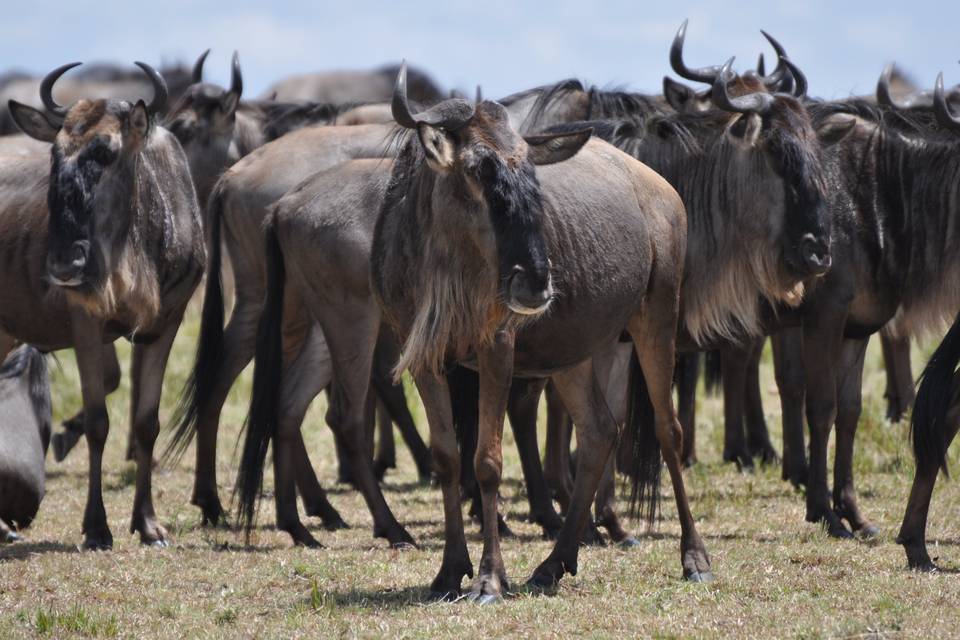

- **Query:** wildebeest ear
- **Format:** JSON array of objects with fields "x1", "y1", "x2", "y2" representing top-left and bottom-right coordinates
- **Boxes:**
[
  {"x1": 220, "y1": 91, "x2": 239, "y2": 117},
  {"x1": 663, "y1": 77, "x2": 696, "y2": 112},
  {"x1": 725, "y1": 113, "x2": 762, "y2": 149},
  {"x1": 525, "y1": 128, "x2": 592, "y2": 166},
  {"x1": 817, "y1": 117, "x2": 857, "y2": 147},
  {"x1": 129, "y1": 100, "x2": 150, "y2": 139},
  {"x1": 416, "y1": 123, "x2": 456, "y2": 171},
  {"x1": 8, "y1": 100, "x2": 60, "y2": 142}
]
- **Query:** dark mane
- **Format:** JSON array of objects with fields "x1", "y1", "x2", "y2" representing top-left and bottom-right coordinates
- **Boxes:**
[
  {"x1": 252, "y1": 100, "x2": 368, "y2": 141},
  {"x1": 809, "y1": 97, "x2": 955, "y2": 137}
]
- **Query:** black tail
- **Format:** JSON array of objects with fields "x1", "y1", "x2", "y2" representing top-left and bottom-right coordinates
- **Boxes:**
[
  {"x1": 164, "y1": 182, "x2": 227, "y2": 464},
  {"x1": 235, "y1": 217, "x2": 286, "y2": 537},
  {"x1": 703, "y1": 350, "x2": 722, "y2": 396},
  {"x1": 625, "y1": 350, "x2": 661, "y2": 527},
  {"x1": 912, "y1": 311, "x2": 960, "y2": 478}
]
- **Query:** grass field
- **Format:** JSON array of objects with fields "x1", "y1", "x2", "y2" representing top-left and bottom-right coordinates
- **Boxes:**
[{"x1": 3, "y1": 303, "x2": 960, "y2": 639}]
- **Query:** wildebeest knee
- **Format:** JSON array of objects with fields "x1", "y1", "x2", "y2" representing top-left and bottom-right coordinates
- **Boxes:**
[
  {"x1": 83, "y1": 405, "x2": 110, "y2": 445},
  {"x1": 655, "y1": 417, "x2": 682, "y2": 450},
  {"x1": 474, "y1": 454, "x2": 502, "y2": 490},
  {"x1": 430, "y1": 447, "x2": 459, "y2": 485}
]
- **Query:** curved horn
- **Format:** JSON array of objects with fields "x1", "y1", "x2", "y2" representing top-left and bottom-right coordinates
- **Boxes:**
[
  {"x1": 391, "y1": 61, "x2": 475, "y2": 130},
  {"x1": 712, "y1": 58, "x2": 774, "y2": 115},
  {"x1": 877, "y1": 63, "x2": 911, "y2": 110},
  {"x1": 934, "y1": 72, "x2": 960, "y2": 131},
  {"x1": 134, "y1": 61, "x2": 168, "y2": 115},
  {"x1": 192, "y1": 49, "x2": 210, "y2": 83},
  {"x1": 40, "y1": 62, "x2": 81, "y2": 119},
  {"x1": 757, "y1": 30, "x2": 788, "y2": 89},
  {"x1": 780, "y1": 56, "x2": 808, "y2": 98},
  {"x1": 670, "y1": 19, "x2": 726, "y2": 84},
  {"x1": 230, "y1": 51, "x2": 243, "y2": 98},
  {"x1": 756, "y1": 53, "x2": 766, "y2": 77},
  {"x1": 475, "y1": 85, "x2": 483, "y2": 104}
]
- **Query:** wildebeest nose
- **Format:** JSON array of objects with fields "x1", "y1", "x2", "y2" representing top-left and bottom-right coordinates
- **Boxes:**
[
  {"x1": 507, "y1": 265, "x2": 553, "y2": 315},
  {"x1": 800, "y1": 233, "x2": 831, "y2": 275}
]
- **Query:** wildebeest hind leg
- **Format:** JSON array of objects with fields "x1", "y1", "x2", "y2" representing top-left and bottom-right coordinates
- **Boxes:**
[
  {"x1": 129, "y1": 318, "x2": 181, "y2": 546},
  {"x1": 773, "y1": 328, "x2": 808, "y2": 487},
  {"x1": 720, "y1": 342, "x2": 754, "y2": 470},
  {"x1": 528, "y1": 358, "x2": 617, "y2": 589},
  {"x1": 831, "y1": 338, "x2": 877, "y2": 537},
  {"x1": 881, "y1": 331, "x2": 914, "y2": 423},
  {"x1": 543, "y1": 382, "x2": 575, "y2": 513},
  {"x1": 744, "y1": 337, "x2": 778, "y2": 465}
]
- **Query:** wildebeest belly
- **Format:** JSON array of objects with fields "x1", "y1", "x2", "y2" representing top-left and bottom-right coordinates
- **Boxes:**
[{"x1": 0, "y1": 391, "x2": 45, "y2": 528}]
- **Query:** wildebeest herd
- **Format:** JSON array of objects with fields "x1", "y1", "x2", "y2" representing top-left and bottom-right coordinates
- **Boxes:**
[{"x1": 2, "y1": 19, "x2": 960, "y2": 601}]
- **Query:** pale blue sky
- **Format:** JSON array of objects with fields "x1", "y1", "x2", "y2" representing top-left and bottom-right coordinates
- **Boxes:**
[{"x1": 1, "y1": 1, "x2": 956, "y2": 100}]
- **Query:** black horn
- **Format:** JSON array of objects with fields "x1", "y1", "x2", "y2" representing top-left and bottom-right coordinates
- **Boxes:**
[
  {"x1": 192, "y1": 49, "x2": 210, "y2": 84},
  {"x1": 39, "y1": 62, "x2": 81, "y2": 119},
  {"x1": 230, "y1": 51, "x2": 243, "y2": 98},
  {"x1": 670, "y1": 19, "x2": 726, "y2": 84},
  {"x1": 134, "y1": 62, "x2": 168, "y2": 115},
  {"x1": 391, "y1": 61, "x2": 475, "y2": 130},
  {"x1": 757, "y1": 30, "x2": 789, "y2": 89},
  {"x1": 780, "y1": 56, "x2": 808, "y2": 98},
  {"x1": 712, "y1": 58, "x2": 774, "y2": 115},
  {"x1": 756, "y1": 53, "x2": 766, "y2": 77},
  {"x1": 476, "y1": 85, "x2": 483, "y2": 104},
  {"x1": 877, "y1": 63, "x2": 917, "y2": 110},
  {"x1": 934, "y1": 72, "x2": 960, "y2": 131}
]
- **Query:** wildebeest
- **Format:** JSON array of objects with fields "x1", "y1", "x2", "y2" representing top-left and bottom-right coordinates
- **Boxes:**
[
  {"x1": 261, "y1": 62, "x2": 443, "y2": 104},
  {"x1": 365, "y1": 66, "x2": 703, "y2": 597},
  {"x1": 0, "y1": 345, "x2": 51, "y2": 543},
  {"x1": 0, "y1": 61, "x2": 204, "y2": 548}
]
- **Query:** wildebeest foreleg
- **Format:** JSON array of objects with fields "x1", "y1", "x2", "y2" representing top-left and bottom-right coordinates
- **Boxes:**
[
  {"x1": 675, "y1": 352, "x2": 700, "y2": 467},
  {"x1": 129, "y1": 318, "x2": 181, "y2": 546},
  {"x1": 506, "y1": 378, "x2": 564, "y2": 540},
  {"x1": 881, "y1": 331, "x2": 914, "y2": 423},
  {"x1": 528, "y1": 358, "x2": 618, "y2": 588},
  {"x1": 744, "y1": 337, "x2": 778, "y2": 464},
  {"x1": 897, "y1": 380, "x2": 960, "y2": 570},
  {"x1": 414, "y1": 372, "x2": 472, "y2": 599},
  {"x1": 720, "y1": 342, "x2": 754, "y2": 470},
  {"x1": 831, "y1": 338, "x2": 878, "y2": 538},
  {"x1": 772, "y1": 327, "x2": 808, "y2": 487},
  {"x1": 373, "y1": 401, "x2": 395, "y2": 480},
  {"x1": 71, "y1": 311, "x2": 112, "y2": 550},
  {"x1": 53, "y1": 344, "x2": 122, "y2": 463},
  {"x1": 470, "y1": 328, "x2": 516, "y2": 601},
  {"x1": 802, "y1": 306, "x2": 853, "y2": 538},
  {"x1": 543, "y1": 381, "x2": 574, "y2": 513}
]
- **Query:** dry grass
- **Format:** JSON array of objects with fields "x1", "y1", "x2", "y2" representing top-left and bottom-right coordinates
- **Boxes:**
[{"x1": 3, "y1": 306, "x2": 960, "y2": 639}]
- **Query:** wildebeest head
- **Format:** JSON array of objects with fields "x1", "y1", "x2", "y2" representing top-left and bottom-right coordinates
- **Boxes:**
[
  {"x1": 391, "y1": 63, "x2": 590, "y2": 317},
  {"x1": 165, "y1": 51, "x2": 243, "y2": 202},
  {"x1": 709, "y1": 58, "x2": 846, "y2": 280},
  {"x1": 8, "y1": 61, "x2": 168, "y2": 292}
]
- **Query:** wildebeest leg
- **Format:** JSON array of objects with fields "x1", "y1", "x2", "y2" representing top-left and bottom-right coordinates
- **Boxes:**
[
  {"x1": 314, "y1": 302, "x2": 413, "y2": 546},
  {"x1": 831, "y1": 338, "x2": 877, "y2": 537},
  {"x1": 675, "y1": 352, "x2": 700, "y2": 467},
  {"x1": 720, "y1": 342, "x2": 753, "y2": 470},
  {"x1": 191, "y1": 295, "x2": 261, "y2": 525},
  {"x1": 506, "y1": 378, "x2": 564, "y2": 540},
  {"x1": 897, "y1": 383, "x2": 960, "y2": 570},
  {"x1": 528, "y1": 358, "x2": 619, "y2": 588},
  {"x1": 543, "y1": 381, "x2": 574, "y2": 513},
  {"x1": 881, "y1": 331, "x2": 914, "y2": 423},
  {"x1": 469, "y1": 329, "x2": 516, "y2": 601},
  {"x1": 370, "y1": 334, "x2": 433, "y2": 481},
  {"x1": 773, "y1": 327, "x2": 807, "y2": 487},
  {"x1": 129, "y1": 318, "x2": 181, "y2": 546},
  {"x1": 803, "y1": 306, "x2": 852, "y2": 538},
  {"x1": 414, "y1": 372, "x2": 473, "y2": 599},
  {"x1": 53, "y1": 344, "x2": 122, "y2": 463},
  {"x1": 273, "y1": 324, "x2": 337, "y2": 546},
  {"x1": 71, "y1": 311, "x2": 112, "y2": 550},
  {"x1": 635, "y1": 312, "x2": 712, "y2": 581},
  {"x1": 372, "y1": 401, "x2": 395, "y2": 480},
  {"x1": 744, "y1": 337, "x2": 778, "y2": 465}
]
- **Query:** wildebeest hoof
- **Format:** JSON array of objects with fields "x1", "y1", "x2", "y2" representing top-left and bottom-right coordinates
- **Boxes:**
[
  {"x1": 391, "y1": 541, "x2": 417, "y2": 551},
  {"x1": 618, "y1": 536, "x2": 641, "y2": 549},
  {"x1": 683, "y1": 570, "x2": 715, "y2": 583},
  {"x1": 376, "y1": 524, "x2": 417, "y2": 549},
  {"x1": 321, "y1": 516, "x2": 350, "y2": 532},
  {"x1": 427, "y1": 588, "x2": 461, "y2": 602},
  {"x1": 82, "y1": 533, "x2": 114, "y2": 551},
  {"x1": 497, "y1": 514, "x2": 516, "y2": 539},
  {"x1": 3, "y1": 531, "x2": 21, "y2": 543},
  {"x1": 52, "y1": 427, "x2": 84, "y2": 463},
  {"x1": 826, "y1": 522, "x2": 855, "y2": 540},
  {"x1": 579, "y1": 524, "x2": 606, "y2": 547},
  {"x1": 856, "y1": 524, "x2": 881, "y2": 540},
  {"x1": 147, "y1": 538, "x2": 169, "y2": 548},
  {"x1": 749, "y1": 442, "x2": 780, "y2": 466},
  {"x1": 466, "y1": 592, "x2": 501, "y2": 606},
  {"x1": 285, "y1": 523, "x2": 323, "y2": 548}
]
